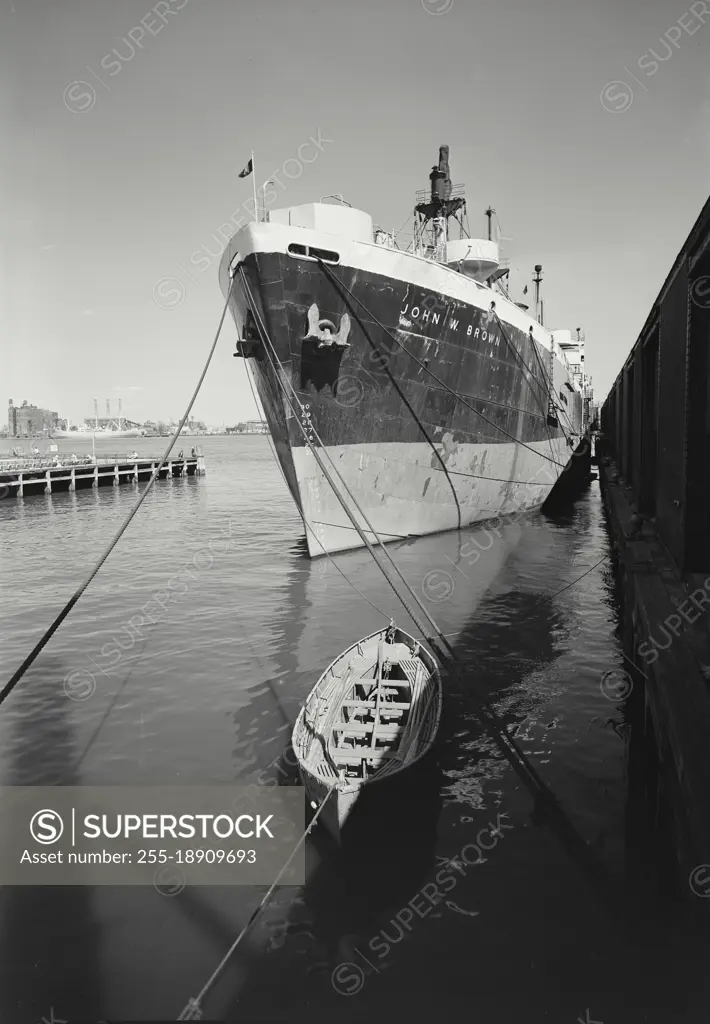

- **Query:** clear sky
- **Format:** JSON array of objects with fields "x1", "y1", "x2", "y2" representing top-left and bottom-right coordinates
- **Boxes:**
[{"x1": 3, "y1": 0, "x2": 709, "y2": 425}]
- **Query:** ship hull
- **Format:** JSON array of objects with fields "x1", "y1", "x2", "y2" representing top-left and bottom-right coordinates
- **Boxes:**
[
  {"x1": 289, "y1": 437, "x2": 569, "y2": 556},
  {"x1": 221, "y1": 232, "x2": 583, "y2": 557}
]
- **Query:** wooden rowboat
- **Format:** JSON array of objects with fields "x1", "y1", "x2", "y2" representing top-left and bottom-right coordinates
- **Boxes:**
[{"x1": 292, "y1": 622, "x2": 442, "y2": 843}]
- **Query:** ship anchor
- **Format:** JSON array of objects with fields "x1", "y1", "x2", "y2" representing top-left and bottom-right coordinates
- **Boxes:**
[{"x1": 304, "y1": 304, "x2": 351, "y2": 349}]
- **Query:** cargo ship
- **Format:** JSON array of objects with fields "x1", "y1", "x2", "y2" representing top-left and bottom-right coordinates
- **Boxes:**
[
  {"x1": 220, "y1": 146, "x2": 589, "y2": 556},
  {"x1": 49, "y1": 426, "x2": 144, "y2": 439}
]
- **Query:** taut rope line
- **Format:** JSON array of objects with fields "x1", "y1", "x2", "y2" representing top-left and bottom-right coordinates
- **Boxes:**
[
  {"x1": 1, "y1": 281, "x2": 235, "y2": 709},
  {"x1": 176, "y1": 786, "x2": 335, "y2": 1020}
]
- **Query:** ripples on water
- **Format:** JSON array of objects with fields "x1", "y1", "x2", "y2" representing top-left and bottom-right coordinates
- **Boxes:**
[{"x1": 0, "y1": 436, "x2": 704, "y2": 1022}]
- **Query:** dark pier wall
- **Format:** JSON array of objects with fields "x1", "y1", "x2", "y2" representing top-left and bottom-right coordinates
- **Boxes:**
[
  {"x1": 601, "y1": 194, "x2": 710, "y2": 573},
  {"x1": 598, "y1": 193, "x2": 710, "y2": 905}
]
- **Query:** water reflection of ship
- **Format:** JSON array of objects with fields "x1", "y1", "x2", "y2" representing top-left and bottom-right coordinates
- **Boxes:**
[
  {"x1": 283, "y1": 513, "x2": 536, "y2": 674},
  {"x1": 0, "y1": 655, "x2": 102, "y2": 1022},
  {"x1": 225, "y1": 518, "x2": 537, "y2": 768}
]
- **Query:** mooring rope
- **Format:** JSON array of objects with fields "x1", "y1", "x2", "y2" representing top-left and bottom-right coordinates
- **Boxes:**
[
  {"x1": 524, "y1": 322, "x2": 580, "y2": 444},
  {"x1": 239, "y1": 268, "x2": 451, "y2": 648},
  {"x1": 242, "y1": 356, "x2": 391, "y2": 623},
  {"x1": 491, "y1": 310, "x2": 559, "y2": 465},
  {"x1": 0, "y1": 281, "x2": 235, "y2": 709},
  {"x1": 492, "y1": 311, "x2": 550, "y2": 410},
  {"x1": 496, "y1": 309, "x2": 577, "y2": 449},
  {"x1": 176, "y1": 785, "x2": 335, "y2": 1021}
]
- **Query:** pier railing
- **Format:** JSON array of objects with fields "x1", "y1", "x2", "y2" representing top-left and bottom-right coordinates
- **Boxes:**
[
  {"x1": 0, "y1": 450, "x2": 203, "y2": 472},
  {"x1": 0, "y1": 452, "x2": 201, "y2": 471}
]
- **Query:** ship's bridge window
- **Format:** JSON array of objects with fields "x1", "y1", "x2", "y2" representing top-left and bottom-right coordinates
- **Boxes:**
[
  {"x1": 558, "y1": 390, "x2": 568, "y2": 405},
  {"x1": 288, "y1": 243, "x2": 340, "y2": 264}
]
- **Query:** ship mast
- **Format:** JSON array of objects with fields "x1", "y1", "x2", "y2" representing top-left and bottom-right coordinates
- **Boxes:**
[
  {"x1": 413, "y1": 145, "x2": 468, "y2": 261},
  {"x1": 485, "y1": 206, "x2": 495, "y2": 241}
]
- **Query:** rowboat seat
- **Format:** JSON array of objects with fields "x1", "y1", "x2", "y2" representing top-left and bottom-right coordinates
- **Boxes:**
[
  {"x1": 331, "y1": 748, "x2": 398, "y2": 765},
  {"x1": 399, "y1": 658, "x2": 424, "y2": 682},
  {"x1": 341, "y1": 700, "x2": 410, "y2": 710},
  {"x1": 345, "y1": 707, "x2": 406, "y2": 725},
  {"x1": 335, "y1": 723, "x2": 401, "y2": 738},
  {"x1": 338, "y1": 657, "x2": 375, "y2": 681}
]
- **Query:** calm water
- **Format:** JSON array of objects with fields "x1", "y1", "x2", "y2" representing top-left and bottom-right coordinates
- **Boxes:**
[{"x1": 0, "y1": 435, "x2": 705, "y2": 1022}]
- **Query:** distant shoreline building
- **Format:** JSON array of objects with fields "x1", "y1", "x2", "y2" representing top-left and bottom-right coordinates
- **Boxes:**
[{"x1": 8, "y1": 399, "x2": 59, "y2": 437}]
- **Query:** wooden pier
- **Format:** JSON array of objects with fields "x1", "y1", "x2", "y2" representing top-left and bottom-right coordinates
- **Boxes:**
[
  {"x1": 599, "y1": 191, "x2": 710, "y2": 904},
  {"x1": 0, "y1": 453, "x2": 206, "y2": 500}
]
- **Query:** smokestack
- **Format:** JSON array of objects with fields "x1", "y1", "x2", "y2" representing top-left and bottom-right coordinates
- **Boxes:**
[
  {"x1": 106, "y1": 399, "x2": 110, "y2": 422},
  {"x1": 429, "y1": 144, "x2": 452, "y2": 204},
  {"x1": 94, "y1": 398, "x2": 99, "y2": 429},
  {"x1": 438, "y1": 145, "x2": 451, "y2": 201},
  {"x1": 118, "y1": 398, "x2": 122, "y2": 427},
  {"x1": 430, "y1": 166, "x2": 444, "y2": 203},
  {"x1": 533, "y1": 265, "x2": 543, "y2": 325}
]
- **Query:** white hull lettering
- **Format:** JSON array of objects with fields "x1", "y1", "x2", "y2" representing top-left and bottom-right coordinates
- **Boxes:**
[{"x1": 395, "y1": 306, "x2": 533, "y2": 354}]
